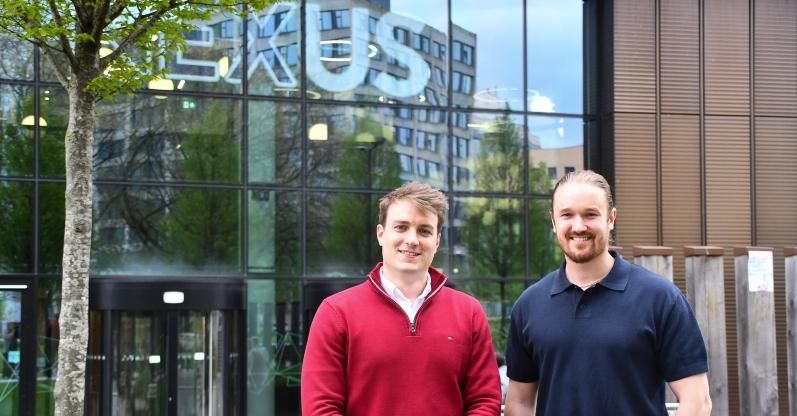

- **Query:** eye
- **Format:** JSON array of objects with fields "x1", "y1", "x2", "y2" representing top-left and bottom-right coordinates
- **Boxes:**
[
  {"x1": 419, "y1": 228, "x2": 433, "y2": 236},
  {"x1": 394, "y1": 224, "x2": 407, "y2": 231}
]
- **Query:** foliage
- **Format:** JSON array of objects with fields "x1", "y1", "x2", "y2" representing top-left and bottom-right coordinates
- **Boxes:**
[
  {"x1": 459, "y1": 113, "x2": 563, "y2": 351},
  {"x1": 0, "y1": 0, "x2": 269, "y2": 97},
  {"x1": 315, "y1": 113, "x2": 403, "y2": 274}
]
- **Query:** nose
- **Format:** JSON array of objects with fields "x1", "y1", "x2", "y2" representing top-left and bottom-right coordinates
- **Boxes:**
[
  {"x1": 572, "y1": 216, "x2": 587, "y2": 232},
  {"x1": 404, "y1": 228, "x2": 419, "y2": 246}
]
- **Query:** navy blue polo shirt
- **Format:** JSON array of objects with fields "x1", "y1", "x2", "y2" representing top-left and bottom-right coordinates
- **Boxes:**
[{"x1": 506, "y1": 253, "x2": 707, "y2": 415}]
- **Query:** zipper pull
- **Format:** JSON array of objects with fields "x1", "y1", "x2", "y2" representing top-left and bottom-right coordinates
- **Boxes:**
[{"x1": 410, "y1": 321, "x2": 416, "y2": 334}]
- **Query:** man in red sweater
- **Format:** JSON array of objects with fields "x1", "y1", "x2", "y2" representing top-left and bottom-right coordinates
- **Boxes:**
[{"x1": 301, "y1": 182, "x2": 502, "y2": 416}]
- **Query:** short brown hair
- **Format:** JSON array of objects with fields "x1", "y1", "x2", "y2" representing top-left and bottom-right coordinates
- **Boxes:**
[
  {"x1": 378, "y1": 182, "x2": 448, "y2": 233},
  {"x1": 551, "y1": 170, "x2": 614, "y2": 213}
]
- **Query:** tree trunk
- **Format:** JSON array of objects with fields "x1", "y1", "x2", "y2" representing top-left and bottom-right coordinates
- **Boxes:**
[{"x1": 53, "y1": 86, "x2": 96, "y2": 416}]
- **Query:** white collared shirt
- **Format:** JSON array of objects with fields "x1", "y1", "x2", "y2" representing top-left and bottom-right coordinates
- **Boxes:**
[{"x1": 379, "y1": 268, "x2": 432, "y2": 323}]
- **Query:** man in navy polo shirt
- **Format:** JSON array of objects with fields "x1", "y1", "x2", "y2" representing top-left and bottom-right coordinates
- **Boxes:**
[{"x1": 504, "y1": 170, "x2": 711, "y2": 415}]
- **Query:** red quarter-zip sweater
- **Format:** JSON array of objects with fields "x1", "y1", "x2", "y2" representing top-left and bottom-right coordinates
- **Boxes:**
[{"x1": 301, "y1": 263, "x2": 501, "y2": 416}]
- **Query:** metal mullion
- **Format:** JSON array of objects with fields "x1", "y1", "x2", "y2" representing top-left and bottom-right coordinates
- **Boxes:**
[
  {"x1": 102, "y1": 310, "x2": 113, "y2": 416},
  {"x1": 19, "y1": 284, "x2": 36, "y2": 416},
  {"x1": 522, "y1": 0, "x2": 530, "y2": 280},
  {"x1": 242, "y1": 3, "x2": 251, "y2": 279},
  {"x1": 167, "y1": 311, "x2": 178, "y2": 416}
]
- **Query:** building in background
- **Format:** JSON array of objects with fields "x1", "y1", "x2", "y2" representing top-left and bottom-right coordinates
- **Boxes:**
[{"x1": 1, "y1": 0, "x2": 794, "y2": 415}]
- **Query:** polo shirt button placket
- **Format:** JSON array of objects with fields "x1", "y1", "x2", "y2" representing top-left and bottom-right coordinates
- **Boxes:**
[{"x1": 576, "y1": 301, "x2": 590, "y2": 318}]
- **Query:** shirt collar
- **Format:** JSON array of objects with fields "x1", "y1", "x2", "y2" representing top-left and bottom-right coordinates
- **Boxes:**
[
  {"x1": 379, "y1": 267, "x2": 432, "y2": 301},
  {"x1": 550, "y1": 251, "x2": 629, "y2": 295}
]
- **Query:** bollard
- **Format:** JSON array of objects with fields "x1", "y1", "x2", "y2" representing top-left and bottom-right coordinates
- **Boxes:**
[
  {"x1": 786, "y1": 247, "x2": 797, "y2": 416},
  {"x1": 734, "y1": 246, "x2": 779, "y2": 416},
  {"x1": 685, "y1": 246, "x2": 729, "y2": 416},
  {"x1": 633, "y1": 246, "x2": 677, "y2": 406},
  {"x1": 633, "y1": 246, "x2": 674, "y2": 281}
]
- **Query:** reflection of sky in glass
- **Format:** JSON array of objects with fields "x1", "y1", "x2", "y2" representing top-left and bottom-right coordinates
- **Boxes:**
[
  {"x1": 453, "y1": 0, "x2": 524, "y2": 110},
  {"x1": 527, "y1": 0, "x2": 583, "y2": 114},
  {"x1": 390, "y1": 0, "x2": 448, "y2": 35},
  {"x1": 528, "y1": 116, "x2": 582, "y2": 149}
]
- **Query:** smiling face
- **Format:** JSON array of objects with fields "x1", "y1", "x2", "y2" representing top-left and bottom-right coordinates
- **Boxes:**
[
  {"x1": 551, "y1": 182, "x2": 616, "y2": 264},
  {"x1": 376, "y1": 199, "x2": 441, "y2": 280}
]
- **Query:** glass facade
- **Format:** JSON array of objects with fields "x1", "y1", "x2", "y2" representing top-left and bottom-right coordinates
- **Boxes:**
[{"x1": 0, "y1": 0, "x2": 583, "y2": 414}]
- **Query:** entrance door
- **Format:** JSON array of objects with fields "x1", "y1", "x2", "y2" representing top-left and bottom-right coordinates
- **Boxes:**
[
  {"x1": 0, "y1": 284, "x2": 34, "y2": 416},
  {"x1": 89, "y1": 279, "x2": 244, "y2": 416},
  {"x1": 110, "y1": 310, "x2": 240, "y2": 416}
]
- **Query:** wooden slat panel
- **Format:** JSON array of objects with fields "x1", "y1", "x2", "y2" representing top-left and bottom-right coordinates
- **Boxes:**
[
  {"x1": 614, "y1": 0, "x2": 656, "y2": 113},
  {"x1": 614, "y1": 114, "x2": 658, "y2": 246},
  {"x1": 661, "y1": 115, "x2": 701, "y2": 292},
  {"x1": 755, "y1": 117, "x2": 797, "y2": 416},
  {"x1": 754, "y1": 0, "x2": 797, "y2": 117},
  {"x1": 660, "y1": 0, "x2": 700, "y2": 114},
  {"x1": 705, "y1": 0, "x2": 750, "y2": 115},
  {"x1": 706, "y1": 115, "x2": 750, "y2": 416}
]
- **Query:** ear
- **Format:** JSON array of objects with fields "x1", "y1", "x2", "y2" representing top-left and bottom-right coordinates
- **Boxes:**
[
  {"x1": 435, "y1": 231, "x2": 441, "y2": 249},
  {"x1": 376, "y1": 223, "x2": 385, "y2": 246},
  {"x1": 550, "y1": 212, "x2": 556, "y2": 233},
  {"x1": 608, "y1": 207, "x2": 617, "y2": 230}
]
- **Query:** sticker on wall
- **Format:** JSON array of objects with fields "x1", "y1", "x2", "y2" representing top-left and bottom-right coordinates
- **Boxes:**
[{"x1": 747, "y1": 250, "x2": 774, "y2": 292}]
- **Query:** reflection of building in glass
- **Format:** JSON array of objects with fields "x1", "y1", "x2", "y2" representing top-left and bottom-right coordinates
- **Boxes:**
[{"x1": 0, "y1": 1, "x2": 593, "y2": 415}]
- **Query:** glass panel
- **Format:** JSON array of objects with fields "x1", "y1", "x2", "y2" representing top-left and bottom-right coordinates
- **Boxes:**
[
  {"x1": 307, "y1": 104, "x2": 445, "y2": 190},
  {"x1": 94, "y1": 95, "x2": 242, "y2": 184},
  {"x1": 90, "y1": 185, "x2": 241, "y2": 275},
  {"x1": 528, "y1": 199, "x2": 562, "y2": 279},
  {"x1": 248, "y1": 101, "x2": 301, "y2": 185},
  {"x1": 528, "y1": 115, "x2": 583, "y2": 192},
  {"x1": 247, "y1": 280, "x2": 302, "y2": 416},
  {"x1": 0, "y1": 85, "x2": 35, "y2": 177},
  {"x1": 452, "y1": 197, "x2": 524, "y2": 278},
  {"x1": 40, "y1": 90, "x2": 243, "y2": 183},
  {"x1": 0, "y1": 181, "x2": 34, "y2": 273},
  {"x1": 0, "y1": 36, "x2": 34, "y2": 80},
  {"x1": 306, "y1": 192, "x2": 376, "y2": 275},
  {"x1": 35, "y1": 279, "x2": 59, "y2": 416},
  {"x1": 452, "y1": 112, "x2": 524, "y2": 193},
  {"x1": 0, "y1": 290, "x2": 22, "y2": 416},
  {"x1": 155, "y1": 11, "x2": 243, "y2": 95},
  {"x1": 527, "y1": 0, "x2": 583, "y2": 114},
  {"x1": 306, "y1": 0, "x2": 447, "y2": 106},
  {"x1": 248, "y1": 2, "x2": 302, "y2": 97},
  {"x1": 176, "y1": 311, "x2": 211, "y2": 415},
  {"x1": 38, "y1": 183, "x2": 66, "y2": 274},
  {"x1": 112, "y1": 312, "x2": 168, "y2": 416},
  {"x1": 39, "y1": 88, "x2": 67, "y2": 178},
  {"x1": 457, "y1": 280, "x2": 527, "y2": 352},
  {"x1": 248, "y1": 191, "x2": 301, "y2": 275},
  {"x1": 452, "y1": 0, "x2": 523, "y2": 110}
]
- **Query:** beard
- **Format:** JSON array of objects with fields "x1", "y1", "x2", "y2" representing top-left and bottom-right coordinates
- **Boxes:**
[{"x1": 559, "y1": 232, "x2": 607, "y2": 264}]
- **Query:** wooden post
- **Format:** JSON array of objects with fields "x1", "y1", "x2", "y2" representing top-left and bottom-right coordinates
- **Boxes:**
[
  {"x1": 786, "y1": 247, "x2": 797, "y2": 416},
  {"x1": 633, "y1": 246, "x2": 674, "y2": 281},
  {"x1": 735, "y1": 246, "x2": 779, "y2": 416},
  {"x1": 633, "y1": 246, "x2": 676, "y2": 405},
  {"x1": 684, "y1": 246, "x2": 729, "y2": 416}
]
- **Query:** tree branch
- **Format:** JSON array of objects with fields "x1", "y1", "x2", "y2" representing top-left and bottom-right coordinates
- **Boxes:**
[
  {"x1": 39, "y1": 47, "x2": 71, "y2": 89},
  {"x1": 101, "y1": 1, "x2": 188, "y2": 68},
  {"x1": 91, "y1": 0, "x2": 111, "y2": 46},
  {"x1": 47, "y1": 0, "x2": 78, "y2": 70}
]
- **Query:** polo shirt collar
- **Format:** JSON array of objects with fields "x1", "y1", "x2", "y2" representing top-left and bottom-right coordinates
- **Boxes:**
[{"x1": 550, "y1": 251, "x2": 629, "y2": 295}]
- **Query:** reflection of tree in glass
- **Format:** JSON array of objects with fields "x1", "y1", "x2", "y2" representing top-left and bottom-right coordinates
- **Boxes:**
[
  {"x1": 158, "y1": 101, "x2": 240, "y2": 270},
  {"x1": 0, "y1": 36, "x2": 33, "y2": 79},
  {"x1": 0, "y1": 91, "x2": 66, "y2": 273},
  {"x1": 310, "y1": 114, "x2": 402, "y2": 275},
  {"x1": 459, "y1": 113, "x2": 560, "y2": 351}
]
